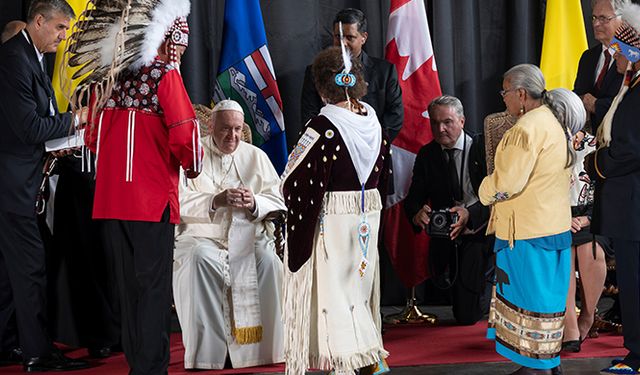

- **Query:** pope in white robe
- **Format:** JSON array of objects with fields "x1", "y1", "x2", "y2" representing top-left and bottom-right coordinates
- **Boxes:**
[{"x1": 173, "y1": 100, "x2": 286, "y2": 369}]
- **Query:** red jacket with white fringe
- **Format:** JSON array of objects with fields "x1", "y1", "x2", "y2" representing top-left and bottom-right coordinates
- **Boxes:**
[{"x1": 85, "y1": 58, "x2": 202, "y2": 224}]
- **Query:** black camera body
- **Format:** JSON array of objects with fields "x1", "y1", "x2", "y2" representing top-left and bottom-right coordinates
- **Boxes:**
[{"x1": 427, "y1": 209, "x2": 459, "y2": 238}]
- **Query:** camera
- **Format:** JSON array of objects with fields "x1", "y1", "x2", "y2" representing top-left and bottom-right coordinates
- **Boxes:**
[{"x1": 427, "y1": 209, "x2": 459, "y2": 239}]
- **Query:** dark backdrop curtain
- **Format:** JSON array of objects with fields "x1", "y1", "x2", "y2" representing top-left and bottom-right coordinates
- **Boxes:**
[
  {"x1": 0, "y1": 0, "x2": 599, "y2": 305},
  {"x1": 181, "y1": 0, "x2": 596, "y2": 150},
  {"x1": 0, "y1": 1, "x2": 28, "y2": 27},
  {"x1": 180, "y1": 0, "x2": 394, "y2": 148},
  {"x1": 0, "y1": 0, "x2": 597, "y2": 144},
  {"x1": 430, "y1": 0, "x2": 595, "y2": 132},
  {"x1": 430, "y1": 1, "x2": 544, "y2": 132}
]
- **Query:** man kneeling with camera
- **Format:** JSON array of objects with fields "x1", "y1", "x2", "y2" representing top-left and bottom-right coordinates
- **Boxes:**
[{"x1": 404, "y1": 95, "x2": 493, "y2": 325}]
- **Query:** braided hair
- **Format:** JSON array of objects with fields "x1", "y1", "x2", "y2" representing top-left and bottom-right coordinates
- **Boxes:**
[{"x1": 505, "y1": 64, "x2": 585, "y2": 167}]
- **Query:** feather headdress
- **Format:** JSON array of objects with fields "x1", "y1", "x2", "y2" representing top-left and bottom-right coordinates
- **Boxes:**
[
  {"x1": 610, "y1": 2, "x2": 640, "y2": 63},
  {"x1": 60, "y1": 0, "x2": 190, "y2": 112}
]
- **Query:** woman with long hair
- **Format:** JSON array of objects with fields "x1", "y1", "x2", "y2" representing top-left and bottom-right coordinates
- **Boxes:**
[{"x1": 480, "y1": 64, "x2": 586, "y2": 375}]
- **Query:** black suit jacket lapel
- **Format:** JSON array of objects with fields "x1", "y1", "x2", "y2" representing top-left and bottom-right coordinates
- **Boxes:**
[
  {"x1": 360, "y1": 51, "x2": 375, "y2": 83},
  {"x1": 602, "y1": 62, "x2": 620, "y2": 90},
  {"x1": 583, "y1": 47, "x2": 603, "y2": 94},
  {"x1": 588, "y1": 47, "x2": 601, "y2": 78},
  {"x1": 20, "y1": 30, "x2": 54, "y2": 99},
  {"x1": 34, "y1": 60, "x2": 55, "y2": 101},
  {"x1": 360, "y1": 51, "x2": 373, "y2": 69}
]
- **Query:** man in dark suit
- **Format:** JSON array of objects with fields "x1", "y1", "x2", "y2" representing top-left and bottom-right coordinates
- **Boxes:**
[
  {"x1": 0, "y1": 19, "x2": 27, "y2": 369},
  {"x1": 300, "y1": 8, "x2": 403, "y2": 141},
  {"x1": 573, "y1": 0, "x2": 625, "y2": 337},
  {"x1": 574, "y1": 0, "x2": 624, "y2": 135},
  {"x1": 587, "y1": 7, "x2": 640, "y2": 373},
  {"x1": 404, "y1": 95, "x2": 492, "y2": 325},
  {"x1": 0, "y1": 0, "x2": 88, "y2": 371}
]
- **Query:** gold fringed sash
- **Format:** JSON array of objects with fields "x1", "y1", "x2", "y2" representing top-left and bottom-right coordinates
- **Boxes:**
[{"x1": 232, "y1": 325, "x2": 263, "y2": 345}]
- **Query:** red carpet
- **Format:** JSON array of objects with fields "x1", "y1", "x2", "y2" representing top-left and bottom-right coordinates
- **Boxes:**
[
  {"x1": 382, "y1": 321, "x2": 625, "y2": 366},
  {"x1": 0, "y1": 321, "x2": 625, "y2": 374}
]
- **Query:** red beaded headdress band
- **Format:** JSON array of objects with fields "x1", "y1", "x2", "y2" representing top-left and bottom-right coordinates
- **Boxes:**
[{"x1": 165, "y1": 17, "x2": 190, "y2": 66}]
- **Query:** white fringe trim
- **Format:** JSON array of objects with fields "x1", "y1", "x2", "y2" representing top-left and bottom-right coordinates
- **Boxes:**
[
  {"x1": 371, "y1": 252, "x2": 382, "y2": 337},
  {"x1": 94, "y1": 111, "x2": 104, "y2": 174},
  {"x1": 309, "y1": 347, "x2": 389, "y2": 372},
  {"x1": 323, "y1": 189, "x2": 382, "y2": 215},
  {"x1": 307, "y1": 240, "x2": 387, "y2": 372},
  {"x1": 283, "y1": 194, "x2": 387, "y2": 374},
  {"x1": 283, "y1": 250, "x2": 313, "y2": 375}
]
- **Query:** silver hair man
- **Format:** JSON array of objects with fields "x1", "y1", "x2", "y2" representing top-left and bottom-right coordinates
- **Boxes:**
[{"x1": 428, "y1": 94, "x2": 465, "y2": 118}]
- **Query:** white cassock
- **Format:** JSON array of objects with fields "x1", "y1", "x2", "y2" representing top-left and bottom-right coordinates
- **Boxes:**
[{"x1": 173, "y1": 136, "x2": 286, "y2": 369}]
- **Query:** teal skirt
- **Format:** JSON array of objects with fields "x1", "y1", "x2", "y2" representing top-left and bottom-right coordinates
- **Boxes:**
[{"x1": 487, "y1": 231, "x2": 571, "y2": 370}]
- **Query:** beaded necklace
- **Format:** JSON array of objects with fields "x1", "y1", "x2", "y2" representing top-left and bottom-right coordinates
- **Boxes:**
[{"x1": 357, "y1": 183, "x2": 370, "y2": 278}]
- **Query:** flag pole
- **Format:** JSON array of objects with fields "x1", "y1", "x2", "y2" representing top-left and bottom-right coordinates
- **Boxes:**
[{"x1": 383, "y1": 287, "x2": 437, "y2": 325}]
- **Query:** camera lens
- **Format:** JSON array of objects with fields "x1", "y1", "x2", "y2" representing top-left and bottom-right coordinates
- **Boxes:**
[{"x1": 432, "y1": 213, "x2": 446, "y2": 228}]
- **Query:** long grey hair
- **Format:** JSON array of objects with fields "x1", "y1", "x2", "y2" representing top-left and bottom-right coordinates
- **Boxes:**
[{"x1": 504, "y1": 64, "x2": 585, "y2": 167}]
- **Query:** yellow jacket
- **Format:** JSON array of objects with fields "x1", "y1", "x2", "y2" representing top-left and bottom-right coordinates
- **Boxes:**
[{"x1": 479, "y1": 105, "x2": 571, "y2": 245}]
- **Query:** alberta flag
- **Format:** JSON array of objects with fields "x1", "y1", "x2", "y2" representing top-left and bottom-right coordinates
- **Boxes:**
[{"x1": 213, "y1": 0, "x2": 287, "y2": 173}]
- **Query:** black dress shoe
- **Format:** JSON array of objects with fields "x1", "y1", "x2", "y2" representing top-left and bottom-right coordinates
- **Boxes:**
[
  {"x1": 24, "y1": 352, "x2": 90, "y2": 372},
  {"x1": 0, "y1": 347, "x2": 23, "y2": 365},
  {"x1": 561, "y1": 339, "x2": 581, "y2": 353},
  {"x1": 88, "y1": 346, "x2": 112, "y2": 358}
]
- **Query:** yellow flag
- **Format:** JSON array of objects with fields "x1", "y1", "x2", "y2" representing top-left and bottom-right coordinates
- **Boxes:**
[
  {"x1": 540, "y1": 0, "x2": 588, "y2": 90},
  {"x1": 51, "y1": 0, "x2": 92, "y2": 111}
]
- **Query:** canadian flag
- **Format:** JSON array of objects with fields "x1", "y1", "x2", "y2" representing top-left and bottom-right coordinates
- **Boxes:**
[{"x1": 384, "y1": 0, "x2": 442, "y2": 288}]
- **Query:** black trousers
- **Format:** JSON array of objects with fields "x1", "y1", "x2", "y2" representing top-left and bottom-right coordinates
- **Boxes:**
[
  {"x1": 49, "y1": 156, "x2": 120, "y2": 349},
  {"x1": 612, "y1": 238, "x2": 640, "y2": 368},
  {"x1": 102, "y1": 207, "x2": 174, "y2": 375},
  {"x1": 430, "y1": 237, "x2": 493, "y2": 325},
  {"x1": 0, "y1": 212, "x2": 51, "y2": 357}
]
